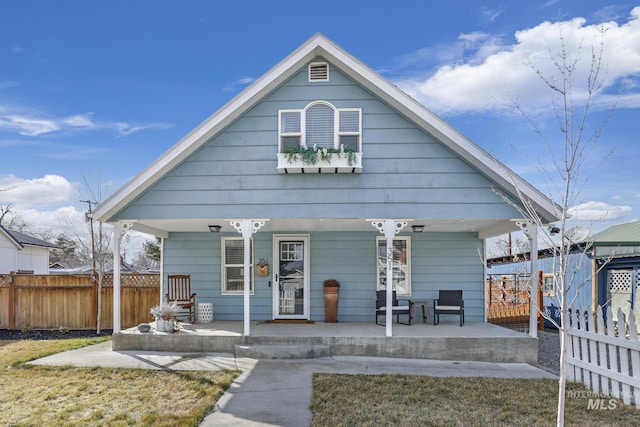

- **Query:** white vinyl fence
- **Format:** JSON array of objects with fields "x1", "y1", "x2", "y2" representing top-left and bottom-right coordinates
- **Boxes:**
[{"x1": 566, "y1": 305, "x2": 640, "y2": 408}]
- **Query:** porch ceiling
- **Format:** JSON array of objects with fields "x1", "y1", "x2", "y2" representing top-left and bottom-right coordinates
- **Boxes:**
[{"x1": 128, "y1": 218, "x2": 518, "y2": 238}]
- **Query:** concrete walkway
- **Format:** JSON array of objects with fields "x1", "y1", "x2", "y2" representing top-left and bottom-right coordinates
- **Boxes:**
[{"x1": 31, "y1": 341, "x2": 557, "y2": 427}]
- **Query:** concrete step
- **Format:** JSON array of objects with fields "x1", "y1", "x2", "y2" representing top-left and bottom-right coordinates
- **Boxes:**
[{"x1": 234, "y1": 344, "x2": 330, "y2": 359}]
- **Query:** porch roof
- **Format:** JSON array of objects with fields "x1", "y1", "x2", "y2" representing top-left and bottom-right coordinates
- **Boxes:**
[{"x1": 124, "y1": 217, "x2": 522, "y2": 239}]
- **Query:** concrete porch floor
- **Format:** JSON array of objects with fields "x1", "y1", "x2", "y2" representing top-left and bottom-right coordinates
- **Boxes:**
[{"x1": 113, "y1": 321, "x2": 538, "y2": 364}]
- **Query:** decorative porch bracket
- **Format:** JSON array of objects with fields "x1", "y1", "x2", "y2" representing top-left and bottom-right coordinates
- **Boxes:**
[
  {"x1": 228, "y1": 219, "x2": 269, "y2": 336},
  {"x1": 515, "y1": 219, "x2": 539, "y2": 338},
  {"x1": 113, "y1": 221, "x2": 133, "y2": 333},
  {"x1": 369, "y1": 219, "x2": 411, "y2": 337}
]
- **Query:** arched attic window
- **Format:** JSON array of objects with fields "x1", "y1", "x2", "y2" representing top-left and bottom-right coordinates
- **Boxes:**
[
  {"x1": 306, "y1": 102, "x2": 334, "y2": 149},
  {"x1": 279, "y1": 101, "x2": 361, "y2": 152}
]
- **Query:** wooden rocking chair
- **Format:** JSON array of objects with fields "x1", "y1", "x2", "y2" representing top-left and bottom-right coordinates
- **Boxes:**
[{"x1": 166, "y1": 274, "x2": 196, "y2": 323}]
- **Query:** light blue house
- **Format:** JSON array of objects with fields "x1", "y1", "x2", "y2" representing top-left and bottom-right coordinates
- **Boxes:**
[{"x1": 93, "y1": 34, "x2": 558, "y2": 336}]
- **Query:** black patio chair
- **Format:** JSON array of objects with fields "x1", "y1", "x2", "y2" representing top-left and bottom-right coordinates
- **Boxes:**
[
  {"x1": 376, "y1": 290, "x2": 412, "y2": 325},
  {"x1": 433, "y1": 290, "x2": 464, "y2": 326}
]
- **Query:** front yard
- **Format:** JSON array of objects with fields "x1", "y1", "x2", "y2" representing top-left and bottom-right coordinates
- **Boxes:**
[
  {"x1": 0, "y1": 338, "x2": 239, "y2": 426},
  {"x1": 311, "y1": 374, "x2": 639, "y2": 426}
]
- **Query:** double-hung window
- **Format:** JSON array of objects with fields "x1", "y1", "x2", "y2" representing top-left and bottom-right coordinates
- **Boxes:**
[
  {"x1": 280, "y1": 110, "x2": 302, "y2": 151},
  {"x1": 278, "y1": 101, "x2": 361, "y2": 152},
  {"x1": 221, "y1": 237, "x2": 254, "y2": 295},
  {"x1": 376, "y1": 236, "x2": 411, "y2": 295},
  {"x1": 542, "y1": 273, "x2": 556, "y2": 296}
]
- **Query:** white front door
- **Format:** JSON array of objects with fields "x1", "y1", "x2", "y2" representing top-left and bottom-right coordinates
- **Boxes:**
[{"x1": 273, "y1": 235, "x2": 310, "y2": 319}]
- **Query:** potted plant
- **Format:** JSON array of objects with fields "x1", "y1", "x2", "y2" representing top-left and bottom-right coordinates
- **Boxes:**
[
  {"x1": 323, "y1": 279, "x2": 340, "y2": 323},
  {"x1": 150, "y1": 302, "x2": 178, "y2": 332},
  {"x1": 284, "y1": 145, "x2": 357, "y2": 165}
]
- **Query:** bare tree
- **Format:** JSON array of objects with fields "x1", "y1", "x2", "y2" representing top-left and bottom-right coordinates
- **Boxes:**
[
  {"x1": 60, "y1": 177, "x2": 114, "y2": 334},
  {"x1": 131, "y1": 237, "x2": 161, "y2": 270},
  {"x1": 491, "y1": 232, "x2": 530, "y2": 259},
  {"x1": 0, "y1": 204, "x2": 29, "y2": 232},
  {"x1": 501, "y1": 25, "x2": 615, "y2": 426}
]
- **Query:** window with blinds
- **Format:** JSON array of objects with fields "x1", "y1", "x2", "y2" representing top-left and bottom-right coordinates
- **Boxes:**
[
  {"x1": 221, "y1": 237, "x2": 254, "y2": 295},
  {"x1": 306, "y1": 104, "x2": 334, "y2": 148},
  {"x1": 280, "y1": 111, "x2": 302, "y2": 150},
  {"x1": 338, "y1": 109, "x2": 360, "y2": 151},
  {"x1": 278, "y1": 101, "x2": 361, "y2": 152}
]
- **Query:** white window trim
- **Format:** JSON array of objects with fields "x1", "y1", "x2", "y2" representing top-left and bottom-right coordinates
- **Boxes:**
[
  {"x1": 278, "y1": 101, "x2": 361, "y2": 153},
  {"x1": 542, "y1": 273, "x2": 556, "y2": 297},
  {"x1": 376, "y1": 236, "x2": 411, "y2": 296},
  {"x1": 278, "y1": 109, "x2": 302, "y2": 151},
  {"x1": 221, "y1": 237, "x2": 254, "y2": 295}
]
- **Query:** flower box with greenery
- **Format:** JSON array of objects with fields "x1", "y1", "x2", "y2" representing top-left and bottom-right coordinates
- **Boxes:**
[
  {"x1": 323, "y1": 279, "x2": 340, "y2": 323},
  {"x1": 277, "y1": 145, "x2": 362, "y2": 174},
  {"x1": 150, "y1": 302, "x2": 178, "y2": 332}
]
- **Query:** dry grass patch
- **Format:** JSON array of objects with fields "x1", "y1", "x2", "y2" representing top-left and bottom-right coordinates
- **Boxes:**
[
  {"x1": 0, "y1": 339, "x2": 240, "y2": 426},
  {"x1": 311, "y1": 374, "x2": 639, "y2": 427}
]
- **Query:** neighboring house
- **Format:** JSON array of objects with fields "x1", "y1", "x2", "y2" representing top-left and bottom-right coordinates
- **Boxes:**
[
  {"x1": 49, "y1": 257, "x2": 159, "y2": 275},
  {"x1": 487, "y1": 245, "x2": 592, "y2": 327},
  {"x1": 488, "y1": 220, "x2": 640, "y2": 328},
  {"x1": 0, "y1": 225, "x2": 58, "y2": 274},
  {"x1": 92, "y1": 34, "x2": 559, "y2": 334},
  {"x1": 593, "y1": 221, "x2": 640, "y2": 326}
]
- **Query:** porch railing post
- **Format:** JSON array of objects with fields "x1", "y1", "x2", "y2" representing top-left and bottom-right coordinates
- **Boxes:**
[
  {"x1": 515, "y1": 220, "x2": 538, "y2": 338},
  {"x1": 112, "y1": 223, "x2": 122, "y2": 333},
  {"x1": 228, "y1": 219, "x2": 268, "y2": 336},
  {"x1": 384, "y1": 220, "x2": 395, "y2": 337},
  {"x1": 370, "y1": 219, "x2": 410, "y2": 337}
]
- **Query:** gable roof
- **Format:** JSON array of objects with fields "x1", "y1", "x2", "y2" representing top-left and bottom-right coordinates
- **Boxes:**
[
  {"x1": 92, "y1": 33, "x2": 559, "y2": 231},
  {"x1": 0, "y1": 225, "x2": 58, "y2": 249}
]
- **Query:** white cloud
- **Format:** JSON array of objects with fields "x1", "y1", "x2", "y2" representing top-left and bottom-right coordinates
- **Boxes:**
[
  {"x1": 395, "y1": 7, "x2": 640, "y2": 116},
  {"x1": 20, "y1": 205, "x2": 84, "y2": 232},
  {"x1": 0, "y1": 174, "x2": 76, "y2": 206},
  {"x1": 0, "y1": 105, "x2": 170, "y2": 137},
  {"x1": 568, "y1": 201, "x2": 632, "y2": 220},
  {"x1": 110, "y1": 121, "x2": 171, "y2": 136},
  {"x1": 0, "y1": 112, "x2": 60, "y2": 136},
  {"x1": 19, "y1": 205, "x2": 151, "y2": 261},
  {"x1": 223, "y1": 76, "x2": 256, "y2": 92}
]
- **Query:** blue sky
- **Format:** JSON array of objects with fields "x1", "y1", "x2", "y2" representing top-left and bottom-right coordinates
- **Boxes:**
[{"x1": 1, "y1": 1, "x2": 639, "y2": 256}]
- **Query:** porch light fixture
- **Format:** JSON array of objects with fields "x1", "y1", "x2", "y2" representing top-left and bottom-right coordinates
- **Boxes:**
[
  {"x1": 411, "y1": 225, "x2": 425, "y2": 233},
  {"x1": 208, "y1": 225, "x2": 222, "y2": 233}
]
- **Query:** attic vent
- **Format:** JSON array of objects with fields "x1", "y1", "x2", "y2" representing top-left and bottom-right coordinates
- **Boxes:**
[{"x1": 309, "y1": 62, "x2": 329, "y2": 82}]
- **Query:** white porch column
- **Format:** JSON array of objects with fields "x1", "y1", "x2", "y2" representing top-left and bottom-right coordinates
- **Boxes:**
[
  {"x1": 159, "y1": 237, "x2": 165, "y2": 305},
  {"x1": 516, "y1": 220, "x2": 539, "y2": 338},
  {"x1": 370, "y1": 219, "x2": 409, "y2": 337},
  {"x1": 229, "y1": 219, "x2": 268, "y2": 336},
  {"x1": 112, "y1": 221, "x2": 133, "y2": 333}
]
